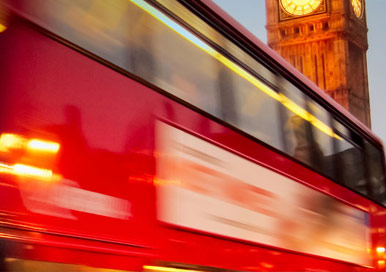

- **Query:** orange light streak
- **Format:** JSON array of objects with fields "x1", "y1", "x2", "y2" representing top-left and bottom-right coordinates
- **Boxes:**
[
  {"x1": 0, "y1": 133, "x2": 60, "y2": 153},
  {"x1": 260, "y1": 262, "x2": 274, "y2": 269},
  {"x1": 0, "y1": 162, "x2": 15, "y2": 175},
  {"x1": 0, "y1": 162, "x2": 53, "y2": 180},
  {"x1": 27, "y1": 139, "x2": 60, "y2": 153},
  {"x1": 13, "y1": 164, "x2": 53, "y2": 179},
  {"x1": 143, "y1": 266, "x2": 203, "y2": 272}
]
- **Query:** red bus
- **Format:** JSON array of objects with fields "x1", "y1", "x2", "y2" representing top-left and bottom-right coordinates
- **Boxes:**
[{"x1": 0, "y1": 0, "x2": 385, "y2": 271}]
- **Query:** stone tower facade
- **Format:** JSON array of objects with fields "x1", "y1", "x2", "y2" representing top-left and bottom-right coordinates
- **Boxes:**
[{"x1": 265, "y1": 0, "x2": 371, "y2": 127}]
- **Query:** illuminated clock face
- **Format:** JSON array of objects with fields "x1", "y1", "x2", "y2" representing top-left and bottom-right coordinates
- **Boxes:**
[
  {"x1": 351, "y1": 0, "x2": 363, "y2": 18},
  {"x1": 280, "y1": 0, "x2": 323, "y2": 16}
]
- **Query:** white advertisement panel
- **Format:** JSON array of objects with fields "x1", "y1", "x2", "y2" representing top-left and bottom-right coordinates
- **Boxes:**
[{"x1": 156, "y1": 121, "x2": 371, "y2": 265}]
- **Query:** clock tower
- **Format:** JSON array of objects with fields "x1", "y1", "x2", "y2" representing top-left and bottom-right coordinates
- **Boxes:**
[{"x1": 265, "y1": 0, "x2": 371, "y2": 127}]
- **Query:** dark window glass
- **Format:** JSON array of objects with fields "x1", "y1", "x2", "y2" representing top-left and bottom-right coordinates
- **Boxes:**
[
  {"x1": 279, "y1": 79, "x2": 310, "y2": 165},
  {"x1": 232, "y1": 75, "x2": 283, "y2": 150},
  {"x1": 279, "y1": 89, "x2": 338, "y2": 179},
  {"x1": 307, "y1": 100, "x2": 335, "y2": 179},
  {"x1": 365, "y1": 142, "x2": 386, "y2": 205},
  {"x1": 334, "y1": 121, "x2": 367, "y2": 195}
]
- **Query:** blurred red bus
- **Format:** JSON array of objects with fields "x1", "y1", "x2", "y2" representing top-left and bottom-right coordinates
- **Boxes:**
[{"x1": 0, "y1": 0, "x2": 385, "y2": 271}]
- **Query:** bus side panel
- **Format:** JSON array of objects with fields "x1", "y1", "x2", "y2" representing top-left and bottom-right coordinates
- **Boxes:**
[{"x1": 0, "y1": 21, "x2": 158, "y2": 248}]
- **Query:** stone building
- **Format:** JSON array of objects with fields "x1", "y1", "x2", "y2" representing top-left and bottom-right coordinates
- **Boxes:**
[{"x1": 265, "y1": 0, "x2": 370, "y2": 127}]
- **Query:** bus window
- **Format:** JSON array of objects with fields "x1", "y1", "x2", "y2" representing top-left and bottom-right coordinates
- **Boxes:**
[
  {"x1": 216, "y1": 63, "x2": 238, "y2": 125},
  {"x1": 334, "y1": 121, "x2": 368, "y2": 196},
  {"x1": 307, "y1": 99, "x2": 335, "y2": 179},
  {"x1": 232, "y1": 72, "x2": 283, "y2": 150},
  {"x1": 279, "y1": 80, "x2": 312, "y2": 165},
  {"x1": 151, "y1": 15, "x2": 220, "y2": 117},
  {"x1": 156, "y1": 0, "x2": 278, "y2": 87},
  {"x1": 365, "y1": 141, "x2": 386, "y2": 205}
]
